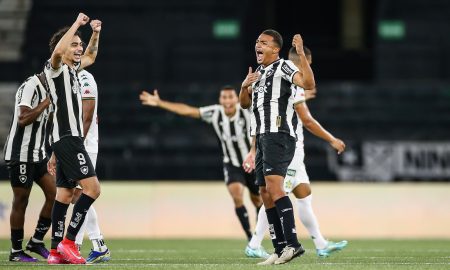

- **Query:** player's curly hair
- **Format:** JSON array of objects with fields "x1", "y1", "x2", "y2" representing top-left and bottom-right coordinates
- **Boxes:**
[{"x1": 49, "y1": 26, "x2": 82, "y2": 53}]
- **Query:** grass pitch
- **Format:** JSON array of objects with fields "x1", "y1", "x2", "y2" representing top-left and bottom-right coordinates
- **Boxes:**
[{"x1": 0, "y1": 238, "x2": 449, "y2": 269}]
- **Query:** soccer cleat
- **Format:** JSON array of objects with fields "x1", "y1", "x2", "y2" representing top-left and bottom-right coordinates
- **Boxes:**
[
  {"x1": 9, "y1": 250, "x2": 38, "y2": 262},
  {"x1": 274, "y1": 245, "x2": 305, "y2": 265},
  {"x1": 86, "y1": 249, "x2": 111, "y2": 264},
  {"x1": 256, "y1": 253, "x2": 279, "y2": 265},
  {"x1": 317, "y1": 240, "x2": 348, "y2": 258},
  {"x1": 57, "y1": 238, "x2": 86, "y2": 264},
  {"x1": 245, "y1": 245, "x2": 269, "y2": 259},
  {"x1": 47, "y1": 249, "x2": 69, "y2": 264},
  {"x1": 25, "y1": 238, "x2": 50, "y2": 259}
]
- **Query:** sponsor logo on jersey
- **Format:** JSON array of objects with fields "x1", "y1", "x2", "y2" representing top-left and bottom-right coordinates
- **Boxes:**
[{"x1": 281, "y1": 62, "x2": 295, "y2": 75}]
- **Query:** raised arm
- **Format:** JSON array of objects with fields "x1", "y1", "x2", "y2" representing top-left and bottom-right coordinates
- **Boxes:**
[
  {"x1": 80, "y1": 19, "x2": 102, "y2": 70},
  {"x1": 140, "y1": 89, "x2": 200, "y2": 119},
  {"x1": 295, "y1": 102, "x2": 345, "y2": 154},
  {"x1": 291, "y1": 34, "x2": 315, "y2": 90},
  {"x1": 239, "y1": 67, "x2": 259, "y2": 109},
  {"x1": 51, "y1": 13, "x2": 89, "y2": 69}
]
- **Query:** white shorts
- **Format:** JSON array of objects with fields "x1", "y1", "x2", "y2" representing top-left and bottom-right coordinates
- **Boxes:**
[
  {"x1": 76, "y1": 152, "x2": 97, "y2": 189},
  {"x1": 283, "y1": 147, "x2": 309, "y2": 194}
]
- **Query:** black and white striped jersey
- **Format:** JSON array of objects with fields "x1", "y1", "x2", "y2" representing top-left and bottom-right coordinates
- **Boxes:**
[
  {"x1": 44, "y1": 60, "x2": 83, "y2": 143},
  {"x1": 3, "y1": 76, "x2": 51, "y2": 162},
  {"x1": 251, "y1": 58, "x2": 299, "y2": 138},
  {"x1": 199, "y1": 105, "x2": 252, "y2": 167}
]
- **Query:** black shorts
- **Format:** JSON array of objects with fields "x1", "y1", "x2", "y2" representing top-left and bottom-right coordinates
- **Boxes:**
[
  {"x1": 255, "y1": 133, "x2": 296, "y2": 186},
  {"x1": 6, "y1": 158, "x2": 49, "y2": 188},
  {"x1": 52, "y1": 136, "x2": 96, "y2": 188},
  {"x1": 223, "y1": 163, "x2": 259, "y2": 195}
]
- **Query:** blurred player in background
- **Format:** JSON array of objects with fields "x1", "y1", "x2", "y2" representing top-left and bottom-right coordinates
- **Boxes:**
[
  {"x1": 140, "y1": 86, "x2": 265, "y2": 246},
  {"x1": 70, "y1": 69, "x2": 111, "y2": 263},
  {"x1": 244, "y1": 46, "x2": 348, "y2": 259},
  {"x1": 3, "y1": 74, "x2": 55, "y2": 262}
]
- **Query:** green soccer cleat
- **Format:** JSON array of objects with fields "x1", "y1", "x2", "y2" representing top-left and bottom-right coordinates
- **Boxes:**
[
  {"x1": 317, "y1": 240, "x2": 348, "y2": 258},
  {"x1": 245, "y1": 245, "x2": 270, "y2": 259}
]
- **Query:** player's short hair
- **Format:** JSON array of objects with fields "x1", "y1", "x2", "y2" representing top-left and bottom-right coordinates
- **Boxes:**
[
  {"x1": 220, "y1": 85, "x2": 236, "y2": 92},
  {"x1": 262, "y1": 29, "x2": 283, "y2": 49},
  {"x1": 49, "y1": 26, "x2": 82, "y2": 53},
  {"x1": 289, "y1": 46, "x2": 312, "y2": 58}
]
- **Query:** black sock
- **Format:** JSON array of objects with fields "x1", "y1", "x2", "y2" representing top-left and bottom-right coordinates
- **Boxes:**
[
  {"x1": 266, "y1": 207, "x2": 286, "y2": 255},
  {"x1": 275, "y1": 196, "x2": 300, "y2": 248},
  {"x1": 66, "y1": 194, "x2": 95, "y2": 241},
  {"x1": 11, "y1": 229, "x2": 24, "y2": 251},
  {"x1": 235, "y1": 206, "x2": 252, "y2": 240},
  {"x1": 51, "y1": 200, "x2": 69, "y2": 249},
  {"x1": 33, "y1": 216, "x2": 52, "y2": 241}
]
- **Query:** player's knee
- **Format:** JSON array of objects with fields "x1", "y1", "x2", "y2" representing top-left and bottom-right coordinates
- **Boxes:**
[{"x1": 12, "y1": 196, "x2": 29, "y2": 211}]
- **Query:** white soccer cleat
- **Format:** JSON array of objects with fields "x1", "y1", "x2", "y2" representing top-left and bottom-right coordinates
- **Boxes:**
[
  {"x1": 274, "y1": 245, "x2": 305, "y2": 265},
  {"x1": 257, "y1": 253, "x2": 278, "y2": 265}
]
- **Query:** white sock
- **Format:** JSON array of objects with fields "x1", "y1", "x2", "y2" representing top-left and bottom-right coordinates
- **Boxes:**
[
  {"x1": 248, "y1": 205, "x2": 269, "y2": 249},
  {"x1": 85, "y1": 207, "x2": 107, "y2": 252},
  {"x1": 75, "y1": 215, "x2": 88, "y2": 247},
  {"x1": 296, "y1": 195, "x2": 328, "y2": 249}
]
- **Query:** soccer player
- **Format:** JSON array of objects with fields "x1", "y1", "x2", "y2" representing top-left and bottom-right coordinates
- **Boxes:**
[
  {"x1": 139, "y1": 86, "x2": 265, "y2": 245},
  {"x1": 45, "y1": 13, "x2": 102, "y2": 264},
  {"x1": 244, "y1": 46, "x2": 347, "y2": 259},
  {"x1": 239, "y1": 30, "x2": 316, "y2": 265},
  {"x1": 3, "y1": 75, "x2": 55, "y2": 262},
  {"x1": 70, "y1": 69, "x2": 111, "y2": 263}
]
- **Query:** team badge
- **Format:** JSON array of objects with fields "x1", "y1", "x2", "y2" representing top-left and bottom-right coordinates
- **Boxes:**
[
  {"x1": 80, "y1": 166, "x2": 89, "y2": 175},
  {"x1": 266, "y1": 69, "x2": 274, "y2": 77},
  {"x1": 19, "y1": 175, "x2": 27, "y2": 183}
]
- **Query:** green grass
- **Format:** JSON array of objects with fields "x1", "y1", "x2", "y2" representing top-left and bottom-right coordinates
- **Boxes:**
[{"x1": 1, "y1": 239, "x2": 449, "y2": 269}]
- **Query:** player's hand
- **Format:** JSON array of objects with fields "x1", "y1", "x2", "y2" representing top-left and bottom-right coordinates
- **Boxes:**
[
  {"x1": 292, "y1": 34, "x2": 304, "y2": 55},
  {"x1": 305, "y1": 88, "x2": 317, "y2": 100},
  {"x1": 242, "y1": 151, "x2": 256, "y2": 173},
  {"x1": 330, "y1": 138, "x2": 345, "y2": 154},
  {"x1": 47, "y1": 154, "x2": 56, "y2": 176},
  {"x1": 90, "y1": 19, "x2": 102, "y2": 32},
  {"x1": 76, "y1": 13, "x2": 90, "y2": 26},
  {"x1": 140, "y1": 90, "x2": 161, "y2": 107},
  {"x1": 241, "y1": 67, "x2": 260, "y2": 90}
]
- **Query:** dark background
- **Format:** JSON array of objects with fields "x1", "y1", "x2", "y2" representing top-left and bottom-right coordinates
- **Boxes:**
[{"x1": 1, "y1": 0, "x2": 449, "y2": 181}]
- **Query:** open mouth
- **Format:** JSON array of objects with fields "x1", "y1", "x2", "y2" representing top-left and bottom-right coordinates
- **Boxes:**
[{"x1": 256, "y1": 49, "x2": 263, "y2": 62}]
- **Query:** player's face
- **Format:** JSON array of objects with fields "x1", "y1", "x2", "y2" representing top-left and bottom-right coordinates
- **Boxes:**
[
  {"x1": 219, "y1": 89, "x2": 238, "y2": 116},
  {"x1": 63, "y1": 35, "x2": 84, "y2": 65},
  {"x1": 255, "y1": 34, "x2": 279, "y2": 66}
]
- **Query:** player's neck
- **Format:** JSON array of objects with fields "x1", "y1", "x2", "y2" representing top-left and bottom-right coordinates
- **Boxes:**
[{"x1": 262, "y1": 56, "x2": 280, "y2": 68}]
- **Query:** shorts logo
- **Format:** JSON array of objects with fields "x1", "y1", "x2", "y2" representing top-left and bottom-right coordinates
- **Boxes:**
[
  {"x1": 80, "y1": 166, "x2": 89, "y2": 175},
  {"x1": 287, "y1": 169, "x2": 296, "y2": 177},
  {"x1": 19, "y1": 175, "x2": 27, "y2": 183}
]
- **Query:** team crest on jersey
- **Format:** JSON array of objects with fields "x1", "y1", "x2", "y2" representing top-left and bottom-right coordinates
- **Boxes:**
[
  {"x1": 72, "y1": 84, "x2": 80, "y2": 95},
  {"x1": 266, "y1": 69, "x2": 274, "y2": 77},
  {"x1": 19, "y1": 175, "x2": 27, "y2": 183},
  {"x1": 80, "y1": 166, "x2": 89, "y2": 175}
]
